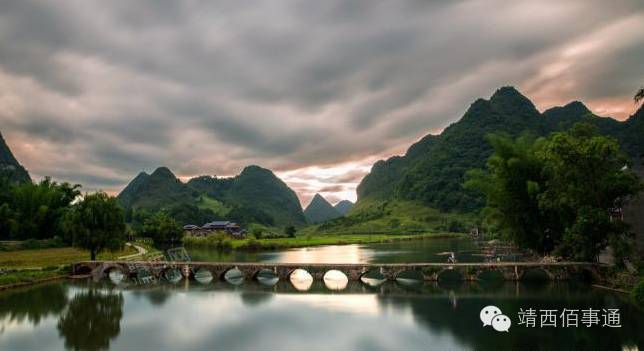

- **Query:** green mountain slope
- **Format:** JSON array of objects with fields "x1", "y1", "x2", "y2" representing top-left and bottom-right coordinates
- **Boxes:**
[
  {"x1": 0, "y1": 132, "x2": 31, "y2": 183},
  {"x1": 118, "y1": 165, "x2": 306, "y2": 227},
  {"x1": 304, "y1": 194, "x2": 341, "y2": 223},
  {"x1": 357, "y1": 87, "x2": 644, "y2": 213},
  {"x1": 191, "y1": 165, "x2": 306, "y2": 226}
]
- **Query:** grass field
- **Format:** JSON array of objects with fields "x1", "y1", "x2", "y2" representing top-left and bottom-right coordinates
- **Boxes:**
[
  {"x1": 299, "y1": 199, "x2": 477, "y2": 236},
  {"x1": 0, "y1": 246, "x2": 137, "y2": 269}
]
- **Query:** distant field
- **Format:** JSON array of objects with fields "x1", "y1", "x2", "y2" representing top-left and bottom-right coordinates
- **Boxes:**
[
  {"x1": 0, "y1": 246, "x2": 137, "y2": 269},
  {"x1": 299, "y1": 199, "x2": 477, "y2": 236},
  {"x1": 185, "y1": 232, "x2": 461, "y2": 251}
]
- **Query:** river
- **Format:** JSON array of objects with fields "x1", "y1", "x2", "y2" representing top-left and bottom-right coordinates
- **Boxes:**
[
  {"x1": 188, "y1": 236, "x2": 529, "y2": 263},
  {"x1": 0, "y1": 237, "x2": 642, "y2": 350}
]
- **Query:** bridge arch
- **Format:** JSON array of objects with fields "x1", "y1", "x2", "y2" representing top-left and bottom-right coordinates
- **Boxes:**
[
  {"x1": 222, "y1": 267, "x2": 245, "y2": 285},
  {"x1": 162, "y1": 267, "x2": 183, "y2": 283},
  {"x1": 519, "y1": 267, "x2": 553, "y2": 281},
  {"x1": 255, "y1": 268, "x2": 279, "y2": 286},
  {"x1": 323, "y1": 270, "x2": 349, "y2": 290},
  {"x1": 289, "y1": 268, "x2": 314, "y2": 291},
  {"x1": 74, "y1": 264, "x2": 93, "y2": 276},
  {"x1": 360, "y1": 270, "x2": 387, "y2": 287},
  {"x1": 395, "y1": 269, "x2": 424, "y2": 284}
]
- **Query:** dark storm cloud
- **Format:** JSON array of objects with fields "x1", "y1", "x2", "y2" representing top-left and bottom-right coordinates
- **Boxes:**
[{"x1": 0, "y1": 0, "x2": 642, "y2": 198}]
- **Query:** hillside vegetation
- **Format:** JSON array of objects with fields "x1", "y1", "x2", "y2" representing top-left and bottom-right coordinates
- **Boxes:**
[
  {"x1": 118, "y1": 165, "x2": 306, "y2": 227},
  {"x1": 357, "y1": 87, "x2": 644, "y2": 213}
]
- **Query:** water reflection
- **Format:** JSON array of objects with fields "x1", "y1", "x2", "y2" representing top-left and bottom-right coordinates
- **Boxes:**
[
  {"x1": 57, "y1": 287, "x2": 123, "y2": 351},
  {"x1": 188, "y1": 237, "x2": 527, "y2": 264},
  {"x1": 0, "y1": 284, "x2": 68, "y2": 327},
  {"x1": 0, "y1": 280, "x2": 642, "y2": 351}
]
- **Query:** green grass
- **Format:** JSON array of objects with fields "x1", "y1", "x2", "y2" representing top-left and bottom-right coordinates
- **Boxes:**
[
  {"x1": 196, "y1": 195, "x2": 231, "y2": 215},
  {"x1": 0, "y1": 268, "x2": 67, "y2": 287},
  {"x1": 0, "y1": 246, "x2": 137, "y2": 269},
  {"x1": 300, "y1": 199, "x2": 477, "y2": 235},
  {"x1": 184, "y1": 232, "x2": 461, "y2": 251}
]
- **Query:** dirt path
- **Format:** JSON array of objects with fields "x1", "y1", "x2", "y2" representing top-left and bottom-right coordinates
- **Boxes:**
[{"x1": 118, "y1": 243, "x2": 148, "y2": 260}]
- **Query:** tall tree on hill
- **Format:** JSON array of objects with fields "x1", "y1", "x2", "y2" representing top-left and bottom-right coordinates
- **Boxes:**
[
  {"x1": 467, "y1": 123, "x2": 642, "y2": 261},
  {"x1": 62, "y1": 192, "x2": 126, "y2": 260}
]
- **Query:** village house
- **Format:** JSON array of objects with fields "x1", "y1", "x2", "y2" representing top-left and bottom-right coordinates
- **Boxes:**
[{"x1": 183, "y1": 221, "x2": 245, "y2": 238}]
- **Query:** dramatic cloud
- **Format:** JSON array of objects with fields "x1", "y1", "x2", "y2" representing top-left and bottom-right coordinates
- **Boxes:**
[{"x1": 0, "y1": 0, "x2": 642, "y2": 205}]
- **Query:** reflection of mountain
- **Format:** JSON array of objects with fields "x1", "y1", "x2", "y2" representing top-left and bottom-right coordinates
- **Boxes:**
[
  {"x1": 0, "y1": 283, "x2": 68, "y2": 327},
  {"x1": 57, "y1": 289, "x2": 124, "y2": 351}
]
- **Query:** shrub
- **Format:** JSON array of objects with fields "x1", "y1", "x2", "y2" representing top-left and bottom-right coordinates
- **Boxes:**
[{"x1": 633, "y1": 279, "x2": 644, "y2": 308}]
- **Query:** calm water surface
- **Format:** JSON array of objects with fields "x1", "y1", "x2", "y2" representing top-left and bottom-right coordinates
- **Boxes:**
[
  {"x1": 0, "y1": 280, "x2": 642, "y2": 351},
  {"x1": 188, "y1": 236, "x2": 528, "y2": 263}
]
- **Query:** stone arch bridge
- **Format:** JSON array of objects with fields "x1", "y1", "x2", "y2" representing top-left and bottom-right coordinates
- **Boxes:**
[{"x1": 72, "y1": 261, "x2": 607, "y2": 282}]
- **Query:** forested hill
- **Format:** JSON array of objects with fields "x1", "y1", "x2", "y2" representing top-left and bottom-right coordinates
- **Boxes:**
[
  {"x1": 118, "y1": 165, "x2": 306, "y2": 227},
  {"x1": 0, "y1": 132, "x2": 31, "y2": 183},
  {"x1": 357, "y1": 87, "x2": 644, "y2": 213}
]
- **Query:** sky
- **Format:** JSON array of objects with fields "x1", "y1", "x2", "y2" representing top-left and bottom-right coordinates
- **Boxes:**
[{"x1": 0, "y1": 0, "x2": 643, "y2": 207}]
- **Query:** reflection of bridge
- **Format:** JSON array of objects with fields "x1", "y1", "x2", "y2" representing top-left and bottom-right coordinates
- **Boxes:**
[{"x1": 73, "y1": 261, "x2": 607, "y2": 282}]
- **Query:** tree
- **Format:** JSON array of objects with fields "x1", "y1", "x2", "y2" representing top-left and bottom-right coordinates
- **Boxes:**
[
  {"x1": 8, "y1": 177, "x2": 80, "y2": 240},
  {"x1": 284, "y1": 225, "x2": 296, "y2": 238},
  {"x1": 635, "y1": 86, "x2": 644, "y2": 105},
  {"x1": 466, "y1": 123, "x2": 642, "y2": 261},
  {"x1": 141, "y1": 212, "x2": 183, "y2": 248},
  {"x1": 537, "y1": 123, "x2": 642, "y2": 261},
  {"x1": 465, "y1": 133, "x2": 551, "y2": 251},
  {"x1": 63, "y1": 192, "x2": 126, "y2": 260}
]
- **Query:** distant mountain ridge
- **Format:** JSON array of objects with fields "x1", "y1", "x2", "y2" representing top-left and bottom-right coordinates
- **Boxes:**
[
  {"x1": 118, "y1": 165, "x2": 306, "y2": 226},
  {"x1": 0, "y1": 132, "x2": 31, "y2": 183},
  {"x1": 334, "y1": 200, "x2": 354, "y2": 215},
  {"x1": 357, "y1": 87, "x2": 644, "y2": 212},
  {"x1": 304, "y1": 194, "x2": 342, "y2": 224}
]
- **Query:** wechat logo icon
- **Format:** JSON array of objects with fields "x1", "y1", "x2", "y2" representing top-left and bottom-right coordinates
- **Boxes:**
[{"x1": 480, "y1": 305, "x2": 511, "y2": 332}]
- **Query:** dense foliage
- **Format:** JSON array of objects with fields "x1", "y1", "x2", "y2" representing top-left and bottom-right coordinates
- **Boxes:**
[
  {"x1": 633, "y1": 279, "x2": 644, "y2": 308},
  {"x1": 141, "y1": 212, "x2": 183, "y2": 248},
  {"x1": 358, "y1": 87, "x2": 644, "y2": 213},
  {"x1": 62, "y1": 192, "x2": 126, "y2": 260},
  {"x1": 0, "y1": 177, "x2": 81, "y2": 241},
  {"x1": 466, "y1": 124, "x2": 642, "y2": 261}
]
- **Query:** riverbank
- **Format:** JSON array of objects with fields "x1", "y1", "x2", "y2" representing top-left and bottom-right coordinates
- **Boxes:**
[
  {"x1": 0, "y1": 244, "x2": 147, "y2": 290},
  {"x1": 183, "y1": 232, "x2": 463, "y2": 251}
]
